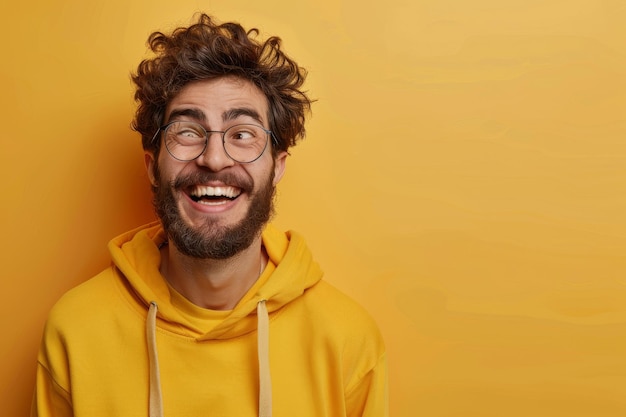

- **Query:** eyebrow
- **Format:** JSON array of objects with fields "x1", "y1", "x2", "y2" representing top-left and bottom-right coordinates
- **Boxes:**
[
  {"x1": 166, "y1": 108, "x2": 206, "y2": 124},
  {"x1": 222, "y1": 107, "x2": 264, "y2": 125}
]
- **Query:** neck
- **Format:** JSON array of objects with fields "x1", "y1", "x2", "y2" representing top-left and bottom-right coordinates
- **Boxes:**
[{"x1": 160, "y1": 236, "x2": 266, "y2": 310}]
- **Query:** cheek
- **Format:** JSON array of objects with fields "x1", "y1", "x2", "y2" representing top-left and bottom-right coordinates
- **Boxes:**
[
  {"x1": 261, "y1": 159, "x2": 278, "y2": 185},
  {"x1": 155, "y1": 157, "x2": 187, "y2": 183}
]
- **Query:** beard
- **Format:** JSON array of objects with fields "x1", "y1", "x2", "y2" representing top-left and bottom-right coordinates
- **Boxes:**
[{"x1": 152, "y1": 162, "x2": 276, "y2": 259}]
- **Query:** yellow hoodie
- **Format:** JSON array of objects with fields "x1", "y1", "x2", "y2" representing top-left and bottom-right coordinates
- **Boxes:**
[{"x1": 32, "y1": 223, "x2": 387, "y2": 416}]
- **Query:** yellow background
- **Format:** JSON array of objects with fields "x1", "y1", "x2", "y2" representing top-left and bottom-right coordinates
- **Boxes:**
[{"x1": 2, "y1": 0, "x2": 626, "y2": 416}]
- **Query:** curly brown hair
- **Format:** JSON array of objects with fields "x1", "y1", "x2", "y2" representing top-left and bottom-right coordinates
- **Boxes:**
[{"x1": 131, "y1": 13, "x2": 312, "y2": 156}]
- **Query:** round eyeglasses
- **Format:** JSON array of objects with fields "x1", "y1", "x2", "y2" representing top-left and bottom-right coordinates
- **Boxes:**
[{"x1": 152, "y1": 121, "x2": 276, "y2": 163}]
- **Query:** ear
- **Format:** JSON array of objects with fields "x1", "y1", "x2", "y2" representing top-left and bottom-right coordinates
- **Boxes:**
[
  {"x1": 272, "y1": 151, "x2": 288, "y2": 186},
  {"x1": 144, "y1": 151, "x2": 157, "y2": 187}
]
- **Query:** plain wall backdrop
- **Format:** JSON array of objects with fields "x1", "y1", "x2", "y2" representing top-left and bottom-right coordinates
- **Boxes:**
[{"x1": 2, "y1": 0, "x2": 626, "y2": 415}]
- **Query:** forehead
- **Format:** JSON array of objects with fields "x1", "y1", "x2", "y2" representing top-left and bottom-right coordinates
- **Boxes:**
[{"x1": 165, "y1": 76, "x2": 269, "y2": 124}]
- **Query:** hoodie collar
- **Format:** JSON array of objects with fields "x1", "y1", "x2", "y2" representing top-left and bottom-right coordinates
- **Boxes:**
[{"x1": 108, "y1": 222, "x2": 323, "y2": 340}]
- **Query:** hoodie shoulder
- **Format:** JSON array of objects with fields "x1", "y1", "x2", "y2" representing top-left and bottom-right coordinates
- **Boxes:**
[
  {"x1": 305, "y1": 280, "x2": 383, "y2": 338},
  {"x1": 288, "y1": 279, "x2": 386, "y2": 365},
  {"x1": 44, "y1": 266, "x2": 124, "y2": 332}
]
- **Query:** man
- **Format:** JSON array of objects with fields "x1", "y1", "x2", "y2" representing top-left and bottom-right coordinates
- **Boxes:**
[{"x1": 32, "y1": 13, "x2": 387, "y2": 417}]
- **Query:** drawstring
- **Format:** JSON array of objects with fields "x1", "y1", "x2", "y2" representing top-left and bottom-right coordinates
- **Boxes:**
[
  {"x1": 147, "y1": 302, "x2": 163, "y2": 417},
  {"x1": 146, "y1": 300, "x2": 272, "y2": 417},
  {"x1": 257, "y1": 300, "x2": 272, "y2": 417}
]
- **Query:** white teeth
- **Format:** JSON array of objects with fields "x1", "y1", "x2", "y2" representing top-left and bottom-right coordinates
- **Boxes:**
[{"x1": 190, "y1": 185, "x2": 240, "y2": 198}]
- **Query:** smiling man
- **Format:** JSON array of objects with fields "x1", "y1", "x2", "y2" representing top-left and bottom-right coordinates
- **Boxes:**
[{"x1": 32, "y1": 14, "x2": 387, "y2": 417}]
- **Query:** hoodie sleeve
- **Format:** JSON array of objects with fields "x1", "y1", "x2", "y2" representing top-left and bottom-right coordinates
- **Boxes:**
[
  {"x1": 31, "y1": 307, "x2": 74, "y2": 417},
  {"x1": 345, "y1": 352, "x2": 389, "y2": 417},
  {"x1": 31, "y1": 362, "x2": 73, "y2": 417}
]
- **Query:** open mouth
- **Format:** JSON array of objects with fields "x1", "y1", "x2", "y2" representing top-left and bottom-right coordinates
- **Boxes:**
[{"x1": 188, "y1": 185, "x2": 242, "y2": 205}]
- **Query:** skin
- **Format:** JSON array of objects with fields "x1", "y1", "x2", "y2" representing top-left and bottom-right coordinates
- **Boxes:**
[{"x1": 144, "y1": 76, "x2": 288, "y2": 310}]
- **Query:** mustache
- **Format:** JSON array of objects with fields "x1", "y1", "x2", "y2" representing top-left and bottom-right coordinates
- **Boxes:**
[{"x1": 171, "y1": 171, "x2": 254, "y2": 192}]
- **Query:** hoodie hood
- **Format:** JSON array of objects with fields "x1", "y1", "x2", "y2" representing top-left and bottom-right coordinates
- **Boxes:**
[{"x1": 108, "y1": 221, "x2": 323, "y2": 340}]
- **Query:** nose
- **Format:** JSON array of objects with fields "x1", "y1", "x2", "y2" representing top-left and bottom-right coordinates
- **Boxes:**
[{"x1": 195, "y1": 132, "x2": 235, "y2": 171}]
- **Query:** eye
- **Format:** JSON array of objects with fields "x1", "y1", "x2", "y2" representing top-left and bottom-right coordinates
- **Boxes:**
[
  {"x1": 177, "y1": 127, "x2": 204, "y2": 138},
  {"x1": 166, "y1": 122, "x2": 206, "y2": 145},
  {"x1": 226, "y1": 125, "x2": 260, "y2": 142}
]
